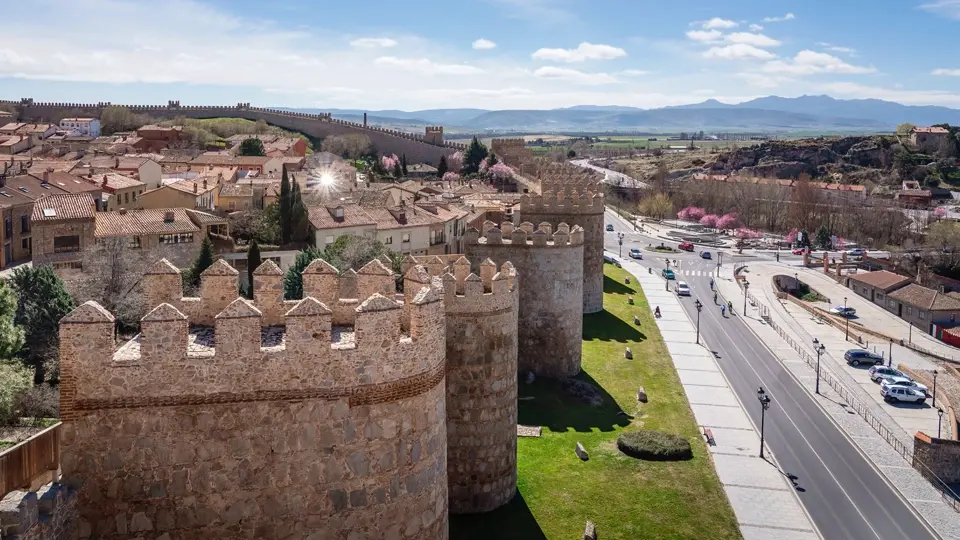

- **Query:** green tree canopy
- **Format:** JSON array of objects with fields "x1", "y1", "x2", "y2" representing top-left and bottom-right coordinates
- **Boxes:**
[
  {"x1": 400, "y1": 154, "x2": 409, "y2": 176},
  {"x1": 279, "y1": 168, "x2": 292, "y2": 244},
  {"x1": 814, "y1": 225, "x2": 832, "y2": 249},
  {"x1": 247, "y1": 240, "x2": 262, "y2": 299},
  {"x1": 289, "y1": 182, "x2": 311, "y2": 244},
  {"x1": 896, "y1": 123, "x2": 916, "y2": 136},
  {"x1": 0, "y1": 361, "x2": 32, "y2": 424},
  {"x1": 283, "y1": 248, "x2": 323, "y2": 300},
  {"x1": 437, "y1": 155, "x2": 448, "y2": 177},
  {"x1": 0, "y1": 280, "x2": 24, "y2": 360},
  {"x1": 462, "y1": 136, "x2": 489, "y2": 175},
  {"x1": 239, "y1": 137, "x2": 266, "y2": 156},
  {"x1": 283, "y1": 236, "x2": 398, "y2": 299},
  {"x1": 10, "y1": 265, "x2": 76, "y2": 380},
  {"x1": 187, "y1": 237, "x2": 215, "y2": 289}
]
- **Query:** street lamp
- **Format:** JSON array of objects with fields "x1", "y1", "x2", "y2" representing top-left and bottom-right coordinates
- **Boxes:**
[
  {"x1": 743, "y1": 281, "x2": 750, "y2": 316},
  {"x1": 813, "y1": 338, "x2": 826, "y2": 395},
  {"x1": 937, "y1": 407, "x2": 945, "y2": 439},
  {"x1": 933, "y1": 370, "x2": 938, "y2": 408},
  {"x1": 794, "y1": 272, "x2": 799, "y2": 293},
  {"x1": 617, "y1": 232, "x2": 625, "y2": 258},
  {"x1": 757, "y1": 387, "x2": 771, "y2": 459},
  {"x1": 694, "y1": 299, "x2": 703, "y2": 344},
  {"x1": 844, "y1": 297, "x2": 850, "y2": 341},
  {"x1": 888, "y1": 338, "x2": 894, "y2": 368}
]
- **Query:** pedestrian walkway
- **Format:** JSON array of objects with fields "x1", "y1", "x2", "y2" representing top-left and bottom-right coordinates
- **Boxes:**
[
  {"x1": 714, "y1": 265, "x2": 960, "y2": 539},
  {"x1": 615, "y1": 253, "x2": 820, "y2": 540}
]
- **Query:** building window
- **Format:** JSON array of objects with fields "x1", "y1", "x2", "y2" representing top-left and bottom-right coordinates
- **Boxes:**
[
  {"x1": 325, "y1": 235, "x2": 335, "y2": 245},
  {"x1": 906, "y1": 307, "x2": 913, "y2": 316},
  {"x1": 124, "y1": 193, "x2": 129, "y2": 204},
  {"x1": 129, "y1": 236, "x2": 141, "y2": 249},
  {"x1": 53, "y1": 235, "x2": 81, "y2": 253},
  {"x1": 402, "y1": 233, "x2": 410, "y2": 243},
  {"x1": 159, "y1": 233, "x2": 194, "y2": 244},
  {"x1": 384, "y1": 236, "x2": 393, "y2": 245},
  {"x1": 21, "y1": 237, "x2": 30, "y2": 251},
  {"x1": 919, "y1": 311, "x2": 926, "y2": 320},
  {"x1": 888, "y1": 300, "x2": 896, "y2": 308},
  {"x1": 19, "y1": 215, "x2": 28, "y2": 234},
  {"x1": 877, "y1": 293, "x2": 884, "y2": 300},
  {"x1": 3, "y1": 218, "x2": 10, "y2": 239},
  {"x1": 132, "y1": 191, "x2": 137, "y2": 201},
  {"x1": 228, "y1": 201, "x2": 236, "y2": 210}
]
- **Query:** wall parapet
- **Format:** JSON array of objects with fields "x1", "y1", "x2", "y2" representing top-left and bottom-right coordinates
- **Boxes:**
[
  {"x1": 464, "y1": 221, "x2": 584, "y2": 248},
  {"x1": 519, "y1": 191, "x2": 604, "y2": 214},
  {"x1": 1, "y1": 483, "x2": 77, "y2": 540},
  {"x1": 402, "y1": 257, "x2": 518, "y2": 316}
]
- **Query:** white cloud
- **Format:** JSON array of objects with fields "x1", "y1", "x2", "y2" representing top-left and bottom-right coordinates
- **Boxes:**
[
  {"x1": 686, "y1": 30, "x2": 723, "y2": 43},
  {"x1": 702, "y1": 18, "x2": 739, "y2": 29},
  {"x1": 726, "y1": 32, "x2": 781, "y2": 48},
  {"x1": 374, "y1": 57, "x2": 484, "y2": 75},
  {"x1": 531, "y1": 42, "x2": 626, "y2": 62},
  {"x1": 618, "y1": 69, "x2": 649, "y2": 76},
  {"x1": 749, "y1": 24, "x2": 764, "y2": 31},
  {"x1": 932, "y1": 68, "x2": 960, "y2": 76},
  {"x1": 349, "y1": 37, "x2": 397, "y2": 48},
  {"x1": 919, "y1": 1, "x2": 960, "y2": 19},
  {"x1": 703, "y1": 44, "x2": 776, "y2": 60},
  {"x1": 760, "y1": 50, "x2": 875, "y2": 75},
  {"x1": 737, "y1": 72, "x2": 793, "y2": 89},
  {"x1": 818, "y1": 81, "x2": 960, "y2": 107},
  {"x1": 532, "y1": 66, "x2": 619, "y2": 85},
  {"x1": 763, "y1": 13, "x2": 795, "y2": 23},
  {"x1": 472, "y1": 38, "x2": 496, "y2": 50},
  {"x1": 816, "y1": 43, "x2": 857, "y2": 56}
]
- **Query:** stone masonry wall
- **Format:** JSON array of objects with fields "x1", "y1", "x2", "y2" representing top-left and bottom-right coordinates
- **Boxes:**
[
  {"x1": 464, "y1": 222, "x2": 584, "y2": 378},
  {"x1": 404, "y1": 259, "x2": 520, "y2": 514},
  {"x1": 519, "y1": 191, "x2": 604, "y2": 314},
  {"x1": 913, "y1": 432, "x2": 960, "y2": 484},
  {"x1": 1, "y1": 484, "x2": 77, "y2": 540},
  {"x1": 58, "y1": 260, "x2": 449, "y2": 540}
]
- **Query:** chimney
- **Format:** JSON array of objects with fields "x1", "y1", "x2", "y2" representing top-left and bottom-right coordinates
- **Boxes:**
[
  {"x1": 203, "y1": 178, "x2": 208, "y2": 189},
  {"x1": 115, "y1": 157, "x2": 120, "y2": 168},
  {"x1": 42, "y1": 169, "x2": 51, "y2": 184},
  {"x1": 332, "y1": 206, "x2": 344, "y2": 220},
  {"x1": 397, "y1": 210, "x2": 406, "y2": 224},
  {"x1": 164, "y1": 211, "x2": 175, "y2": 223},
  {"x1": 119, "y1": 208, "x2": 127, "y2": 215},
  {"x1": 193, "y1": 182, "x2": 197, "y2": 193},
  {"x1": 102, "y1": 175, "x2": 108, "y2": 187},
  {"x1": 363, "y1": 112, "x2": 367, "y2": 127}
]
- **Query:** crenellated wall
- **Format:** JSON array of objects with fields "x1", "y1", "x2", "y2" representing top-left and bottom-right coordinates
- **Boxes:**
[
  {"x1": 464, "y1": 221, "x2": 584, "y2": 378},
  {"x1": 8, "y1": 99, "x2": 465, "y2": 165},
  {"x1": 404, "y1": 258, "x2": 520, "y2": 514},
  {"x1": 1, "y1": 484, "x2": 77, "y2": 540},
  {"x1": 518, "y1": 190, "x2": 605, "y2": 314},
  {"x1": 58, "y1": 257, "x2": 449, "y2": 540}
]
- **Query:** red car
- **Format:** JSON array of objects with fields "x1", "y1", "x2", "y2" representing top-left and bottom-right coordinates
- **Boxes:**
[
  {"x1": 678, "y1": 242, "x2": 695, "y2": 251},
  {"x1": 792, "y1": 248, "x2": 805, "y2": 255}
]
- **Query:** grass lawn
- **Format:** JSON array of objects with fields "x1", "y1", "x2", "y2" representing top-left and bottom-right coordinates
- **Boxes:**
[{"x1": 450, "y1": 264, "x2": 739, "y2": 540}]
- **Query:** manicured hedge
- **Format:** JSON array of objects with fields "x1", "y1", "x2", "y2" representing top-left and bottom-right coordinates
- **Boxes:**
[{"x1": 617, "y1": 430, "x2": 693, "y2": 461}]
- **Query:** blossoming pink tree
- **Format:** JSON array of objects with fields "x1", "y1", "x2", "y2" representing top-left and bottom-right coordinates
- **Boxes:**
[
  {"x1": 834, "y1": 236, "x2": 847, "y2": 250},
  {"x1": 934, "y1": 207, "x2": 947, "y2": 220},
  {"x1": 785, "y1": 228, "x2": 799, "y2": 245},
  {"x1": 735, "y1": 227, "x2": 763, "y2": 239},
  {"x1": 716, "y1": 212, "x2": 740, "y2": 231},
  {"x1": 700, "y1": 214, "x2": 719, "y2": 229},
  {"x1": 447, "y1": 151, "x2": 464, "y2": 173},
  {"x1": 442, "y1": 172, "x2": 461, "y2": 183},
  {"x1": 678, "y1": 206, "x2": 706, "y2": 222},
  {"x1": 486, "y1": 163, "x2": 513, "y2": 181},
  {"x1": 381, "y1": 153, "x2": 399, "y2": 171}
]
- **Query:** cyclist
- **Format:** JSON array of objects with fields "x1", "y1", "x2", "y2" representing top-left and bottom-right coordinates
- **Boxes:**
[
  {"x1": 721, "y1": 304, "x2": 727, "y2": 316},
  {"x1": 713, "y1": 292, "x2": 718, "y2": 303},
  {"x1": 709, "y1": 279, "x2": 714, "y2": 290}
]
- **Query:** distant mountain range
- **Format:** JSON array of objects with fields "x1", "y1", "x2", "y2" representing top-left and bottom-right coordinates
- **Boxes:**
[{"x1": 281, "y1": 95, "x2": 960, "y2": 134}]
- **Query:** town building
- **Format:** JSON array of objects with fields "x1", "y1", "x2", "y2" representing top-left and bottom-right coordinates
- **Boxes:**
[
  {"x1": 885, "y1": 284, "x2": 960, "y2": 335},
  {"x1": 910, "y1": 126, "x2": 950, "y2": 153},
  {"x1": 58, "y1": 117, "x2": 101, "y2": 137},
  {"x1": 87, "y1": 173, "x2": 146, "y2": 212},
  {"x1": 846, "y1": 270, "x2": 912, "y2": 306},
  {"x1": 135, "y1": 177, "x2": 219, "y2": 212},
  {"x1": 190, "y1": 154, "x2": 285, "y2": 175},
  {"x1": 134, "y1": 124, "x2": 184, "y2": 151},
  {"x1": 0, "y1": 135, "x2": 31, "y2": 155},
  {"x1": 30, "y1": 193, "x2": 98, "y2": 270}
]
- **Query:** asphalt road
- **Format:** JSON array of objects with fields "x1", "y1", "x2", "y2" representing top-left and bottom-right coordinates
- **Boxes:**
[{"x1": 604, "y1": 213, "x2": 939, "y2": 540}]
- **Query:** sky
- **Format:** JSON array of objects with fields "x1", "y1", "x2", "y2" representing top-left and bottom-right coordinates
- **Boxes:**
[{"x1": 1, "y1": 0, "x2": 960, "y2": 111}]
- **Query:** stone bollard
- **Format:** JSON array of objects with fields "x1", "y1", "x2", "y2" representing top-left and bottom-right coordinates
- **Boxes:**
[
  {"x1": 628, "y1": 296, "x2": 634, "y2": 305},
  {"x1": 637, "y1": 386, "x2": 648, "y2": 403},
  {"x1": 575, "y1": 442, "x2": 589, "y2": 461},
  {"x1": 583, "y1": 520, "x2": 598, "y2": 540},
  {"x1": 634, "y1": 315, "x2": 640, "y2": 325},
  {"x1": 625, "y1": 277, "x2": 630, "y2": 284},
  {"x1": 624, "y1": 347, "x2": 632, "y2": 359}
]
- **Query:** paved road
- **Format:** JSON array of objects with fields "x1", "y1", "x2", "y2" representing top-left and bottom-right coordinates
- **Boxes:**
[{"x1": 604, "y1": 213, "x2": 940, "y2": 540}]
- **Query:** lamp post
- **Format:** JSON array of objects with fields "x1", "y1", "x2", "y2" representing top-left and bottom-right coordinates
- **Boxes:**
[
  {"x1": 933, "y1": 370, "x2": 938, "y2": 408},
  {"x1": 694, "y1": 299, "x2": 703, "y2": 344},
  {"x1": 617, "y1": 232, "x2": 625, "y2": 258},
  {"x1": 813, "y1": 338, "x2": 826, "y2": 395},
  {"x1": 888, "y1": 338, "x2": 893, "y2": 368},
  {"x1": 757, "y1": 387, "x2": 771, "y2": 459},
  {"x1": 937, "y1": 407, "x2": 945, "y2": 439},
  {"x1": 844, "y1": 296, "x2": 850, "y2": 341},
  {"x1": 743, "y1": 281, "x2": 750, "y2": 315},
  {"x1": 794, "y1": 272, "x2": 799, "y2": 294}
]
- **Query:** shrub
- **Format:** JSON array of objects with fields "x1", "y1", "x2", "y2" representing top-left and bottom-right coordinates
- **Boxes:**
[
  {"x1": 561, "y1": 377, "x2": 603, "y2": 407},
  {"x1": 17, "y1": 384, "x2": 59, "y2": 420},
  {"x1": 616, "y1": 430, "x2": 693, "y2": 461}
]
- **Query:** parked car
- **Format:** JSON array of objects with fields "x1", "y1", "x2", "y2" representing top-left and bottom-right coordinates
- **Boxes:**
[
  {"x1": 881, "y1": 385, "x2": 926, "y2": 404},
  {"x1": 868, "y1": 365, "x2": 903, "y2": 382},
  {"x1": 846, "y1": 248, "x2": 866, "y2": 256},
  {"x1": 830, "y1": 306, "x2": 857, "y2": 317},
  {"x1": 662, "y1": 268, "x2": 675, "y2": 280},
  {"x1": 674, "y1": 281, "x2": 691, "y2": 296},
  {"x1": 844, "y1": 349, "x2": 884, "y2": 366},
  {"x1": 603, "y1": 254, "x2": 616, "y2": 264},
  {"x1": 678, "y1": 242, "x2": 694, "y2": 251},
  {"x1": 628, "y1": 248, "x2": 643, "y2": 259},
  {"x1": 700, "y1": 251, "x2": 712, "y2": 259},
  {"x1": 880, "y1": 376, "x2": 928, "y2": 395},
  {"x1": 792, "y1": 248, "x2": 805, "y2": 255},
  {"x1": 606, "y1": 224, "x2": 614, "y2": 232}
]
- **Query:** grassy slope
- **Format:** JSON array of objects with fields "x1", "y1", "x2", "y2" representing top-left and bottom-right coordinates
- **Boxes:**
[{"x1": 450, "y1": 264, "x2": 739, "y2": 540}]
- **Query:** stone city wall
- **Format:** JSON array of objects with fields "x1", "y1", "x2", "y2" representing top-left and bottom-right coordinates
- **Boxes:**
[
  {"x1": 490, "y1": 139, "x2": 532, "y2": 168},
  {"x1": 58, "y1": 256, "x2": 449, "y2": 539},
  {"x1": 404, "y1": 258, "x2": 520, "y2": 514},
  {"x1": 519, "y1": 191, "x2": 605, "y2": 314},
  {"x1": 913, "y1": 432, "x2": 960, "y2": 484},
  {"x1": 464, "y1": 221, "x2": 584, "y2": 378},
  {"x1": 1, "y1": 484, "x2": 77, "y2": 540}
]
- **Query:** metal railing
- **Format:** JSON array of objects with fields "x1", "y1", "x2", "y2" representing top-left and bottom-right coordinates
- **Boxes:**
[{"x1": 0, "y1": 423, "x2": 61, "y2": 499}]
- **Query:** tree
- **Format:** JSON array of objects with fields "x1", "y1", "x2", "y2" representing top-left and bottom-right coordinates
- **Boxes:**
[
  {"x1": 289, "y1": 182, "x2": 311, "y2": 244},
  {"x1": 279, "y1": 168, "x2": 292, "y2": 244},
  {"x1": 283, "y1": 248, "x2": 324, "y2": 300},
  {"x1": 393, "y1": 161, "x2": 403, "y2": 178},
  {"x1": 447, "y1": 151, "x2": 464, "y2": 173},
  {"x1": 10, "y1": 266, "x2": 75, "y2": 381},
  {"x1": 246, "y1": 240, "x2": 262, "y2": 299},
  {"x1": 487, "y1": 153, "x2": 499, "y2": 167},
  {"x1": 896, "y1": 123, "x2": 916, "y2": 136},
  {"x1": 567, "y1": 149, "x2": 577, "y2": 158},
  {"x1": 699, "y1": 214, "x2": 719, "y2": 229},
  {"x1": 283, "y1": 236, "x2": 398, "y2": 299},
  {"x1": 320, "y1": 134, "x2": 372, "y2": 158},
  {"x1": 400, "y1": 154, "x2": 409, "y2": 176},
  {"x1": 437, "y1": 155, "x2": 448, "y2": 177},
  {"x1": 187, "y1": 237, "x2": 215, "y2": 290},
  {"x1": 639, "y1": 193, "x2": 673, "y2": 220},
  {"x1": 677, "y1": 206, "x2": 706, "y2": 222},
  {"x1": 815, "y1": 225, "x2": 832, "y2": 249},
  {"x1": 936, "y1": 158, "x2": 957, "y2": 179},
  {"x1": 486, "y1": 163, "x2": 513, "y2": 181},
  {"x1": 442, "y1": 172, "x2": 461, "y2": 183},
  {"x1": 0, "y1": 361, "x2": 32, "y2": 425},
  {"x1": 716, "y1": 212, "x2": 740, "y2": 231},
  {"x1": 239, "y1": 137, "x2": 266, "y2": 157},
  {"x1": 924, "y1": 175, "x2": 941, "y2": 188},
  {"x1": 462, "y1": 136, "x2": 489, "y2": 175},
  {"x1": 74, "y1": 238, "x2": 152, "y2": 330},
  {"x1": 0, "y1": 281, "x2": 24, "y2": 361}
]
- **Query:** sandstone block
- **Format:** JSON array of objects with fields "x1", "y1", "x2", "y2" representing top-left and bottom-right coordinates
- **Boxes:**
[
  {"x1": 624, "y1": 347, "x2": 632, "y2": 360},
  {"x1": 628, "y1": 296, "x2": 634, "y2": 305},
  {"x1": 575, "y1": 442, "x2": 589, "y2": 461},
  {"x1": 584, "y1": 520, "x2": 598, "y2": 540},
  {"x1": 634, "y1": 315, "x2": 640, "y2": 325},
  {"x1": 637, "y1": 386, "x2": 648, "y2": 403}
]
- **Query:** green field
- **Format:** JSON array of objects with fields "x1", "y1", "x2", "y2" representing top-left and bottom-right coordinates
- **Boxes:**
[{"x1": 449, "y1": 264, "x2": 739, "y2": 540}]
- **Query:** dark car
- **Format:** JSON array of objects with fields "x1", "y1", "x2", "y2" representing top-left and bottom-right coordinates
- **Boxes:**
[
  {"x1": 844, "y1": 349, "x2": 884, "y2": 366},
  {"x1": 700, "y1": 251, "x2": 712, "y2": 259},
  {"x1": 606, "y1": 224, "x2": 614, "y2": 232},
  {"x1": 662, "y1": 268, "x2": 675, "y2": 280}
]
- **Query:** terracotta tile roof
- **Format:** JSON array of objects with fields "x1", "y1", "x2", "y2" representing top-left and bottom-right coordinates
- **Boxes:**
[
  {"x1": 191, "y1": 155, "x2": 273, "y2": 167},
  {"x1": 31, "y1": 193, "x2": 96, "y2": 221},
  {"x1": 0, "y1": 123, "x2": 25, "y2": 133},
  {"x1": 95, "y1": 208, "x2": 200, "y2": 237},
  {"x1": 89, "y1": 173, "x2": 145, "y2": 192},
  {"x1": 912, "y1": 126, "x2": 949, "y2": 134},
  {"x1": 307, "y1": 203, "x2": 377, "y2": 230},
  {"x1": 898, "y1": 189, "x2": 932, "y2": 198},
  {"x1": 185, "y1": 209, "x2": 227, "y2": 227},
  {"x1": 847, "y1": 270, "x2": 912, "y2": 292},
  {"x1": 888, "y1": 284, "x2": 960, "y2": 311},
  {"x1": 948, "y1": 291, "x2": 960, "y2": 301},
  {"x1": 166, "y1": 178, "x2": 218, "y2": 195},
  {"x1": 408, "y1": 163, "x2": 438, "y2": 173},
  {"x1": 218, "y1": 183, "x2": 254, "y2": 198},
  {"x1": 363, "y1": 205, "x2": 447, "y2": 230},
  {"x1": 29, "y1": 171, "x2": 101, "y2": 194}
]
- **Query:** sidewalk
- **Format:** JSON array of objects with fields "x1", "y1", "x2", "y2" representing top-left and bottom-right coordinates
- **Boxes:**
[
  {"x1": 714, "y1": 265, "x2": 960, "y2": 539},
  {"x1": 617, "y1": 253, "x2": 820, "y2": 540}
]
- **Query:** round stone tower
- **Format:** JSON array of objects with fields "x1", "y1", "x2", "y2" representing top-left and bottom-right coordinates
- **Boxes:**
[
  {"x1": 519, "y1": 190, "x2": 605, "y2": 314},
  {"x1": 405, "y1": 257, "x2": 520, "y2": 514},
  {"x1": 465, "y1": 221, "x2": 584, "y2": 378}
]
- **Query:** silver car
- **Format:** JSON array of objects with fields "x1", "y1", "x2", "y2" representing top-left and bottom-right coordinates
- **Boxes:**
[
  {"x1": 880, "y1": 376, "x2": 928, "y2": 395},
  {"x1": 674, "y1": 281, "x2": 691, "y2": 296},
  {"x1": 868, "y1": 365, "x2": 903, "y2": 382}
]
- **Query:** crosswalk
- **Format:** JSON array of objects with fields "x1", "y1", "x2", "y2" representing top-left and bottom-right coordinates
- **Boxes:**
[{"x1": 667, "y1": 270, "x2": 713, "y2": 277}]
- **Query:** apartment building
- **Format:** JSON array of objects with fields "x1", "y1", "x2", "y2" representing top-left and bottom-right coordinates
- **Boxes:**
[
  {"x1": 135, "y1": 177, "x2": 219, "y2": 212},
  {"x1": 59, "y1": 118, "x2": 101, "y2": 137}
]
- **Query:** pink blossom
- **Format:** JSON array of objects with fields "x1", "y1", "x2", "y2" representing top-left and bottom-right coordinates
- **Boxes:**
[
  {"x1": 442, "y1": 172, "x2": 461, "y2": 183},
  {"x1": 678, "y1": 206, "x2": 705, "y2": 222},
  {"x1": 381, "y1": 153, "x2": 399, "y2": 171},
  {"x1": 934, "y1": 207, "x2": 947, "y2": 218},
  {"x1": 447, "y1": 151, "x2": 463, "y2": 173},
  {"x1": 700, "y1": 214, "x2": 719, "y2": 228},
  {"x1": 735, "y1": 227, "x2": 763, "y2": 239},
  {"x1": 834, "y1": 236, "x2": 847, "y2": 249},
  {"x1": 716, "y1": 212, "x2": 740, "y2": 230},
  {"x1": 785, "y1": 228, "x2": 799, "y2": 244},
  {"x1": 486, "y1": 163, "x2": 513, "y2": 180}
]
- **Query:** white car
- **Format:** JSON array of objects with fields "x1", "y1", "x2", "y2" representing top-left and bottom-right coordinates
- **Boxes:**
[
  {"x1": 868, "y1": 365, "x2": 903, "y2": 382},
  {"x1": 881, "y1": 385, "x2": 926, "y2": 404},
  {"x1": 674, "y1": 281, "x2": 691, "y2": 296},
  {"x1": 880, "y1": 376, "x2": 928, "y2": 395}
]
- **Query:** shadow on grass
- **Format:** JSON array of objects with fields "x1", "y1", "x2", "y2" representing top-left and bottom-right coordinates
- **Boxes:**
[
  {"x1": 449, "y1": 490, "x2": 547, "y2": 540},
  {"x1": 518, "y1": 370, "x2": 631, "y2": 433},
  {"x1": 603, "y1": 274, "x2": 635, "y2": 295},
  {"x1": 583, "y1": 309, "x2": 646, "y2": 343}
]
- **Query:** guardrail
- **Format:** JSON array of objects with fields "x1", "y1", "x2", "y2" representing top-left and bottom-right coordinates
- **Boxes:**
[{"x1": 0, "y1": 423, "x2": 61, "y2": 498}]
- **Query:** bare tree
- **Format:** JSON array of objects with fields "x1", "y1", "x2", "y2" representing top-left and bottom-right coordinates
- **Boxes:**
[{"x1": 321, "y1": 134, "x2": 373, "y2": 158}]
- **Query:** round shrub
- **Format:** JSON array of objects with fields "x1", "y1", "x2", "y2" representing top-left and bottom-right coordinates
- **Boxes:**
[{"x1": 617, "y1": 430, "x2": 693, "y2": 461}]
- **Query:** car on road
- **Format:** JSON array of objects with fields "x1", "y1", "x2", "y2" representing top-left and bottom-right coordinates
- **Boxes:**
[
  {"x1": 699, "y1": 251, "x2": 712, "y2": 259},
  {"x1": 846, "y1": 248, "x2": 866, "y2": 257},
  {"x1": 605, "y1": 224, "x2": 614, "y2": 232},
  {"x1": 662, "y1": 268, "x2": 675, "y2": 280},
  {"x1": 830, "y1": 306, "x2": 857, "y2": 317},
  {"x1": 678, "y1": 242, "x2": 694, "y2": 251},
  {"x1": 628, "y1": 248, "x2": 643, "y2": 259},
  {"x1": 881, "y1": 385, "x2": 926, "y2": 404},
  {"x1": 880, "y1": 376, "x2": 928, "y2": 395},
  {"x1": 844, "y1": 349, "x2": 884, "y2": 366},
  {"x1": 869, "y1": 365, "x2": 904, "y2": 382},
  {"x1": 603, "y1": 254, "x2": 616, "y2": 264},
  {"x1": 674, "y1": 281, "x2": 691, "y2": 296},
  {"x1": 791, "y1": 248, "x2": 805, "y2": 255}
]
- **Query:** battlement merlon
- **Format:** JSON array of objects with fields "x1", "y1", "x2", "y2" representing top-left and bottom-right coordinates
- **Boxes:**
[
  {"x1": 518, "y1": 192, "x2": 605, "y2": 215},
  {"x1": 463, "y1": 223, "x2": 584, "y2": 247},
  {"x1": 402, "y1": 259, "x2": 518, "y2": 315}
]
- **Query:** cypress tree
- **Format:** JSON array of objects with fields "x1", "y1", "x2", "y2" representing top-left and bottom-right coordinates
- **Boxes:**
[
  {"x1": 290, "y1": 182, "x2": 310, "y2": 244},
  {"x1": 393, "y1": 161, "x2": 403, "y2": 178},
  {"x1": 188, "y1": 236, "x2": 215, "y2": 289},
  {"x1": 437, "y1": 155, "x2": 448, "y2": 177},
  {"x1": 246, "y1": 239, "x2": 261, "y2": 299},
  {"x1": 279, "y1": 167, "x2": 292, "y2": 244},
  {"x1": 401, "y1": 153, "x2": 409, "y2": 176},
  {"x1": 463, "y1": 136, "x2": 488, "y2": 175}
]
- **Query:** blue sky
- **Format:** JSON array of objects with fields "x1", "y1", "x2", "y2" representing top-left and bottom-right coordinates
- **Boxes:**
[{"x1": 1, "y1": 0, "x2": 959, "y2": 110}]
